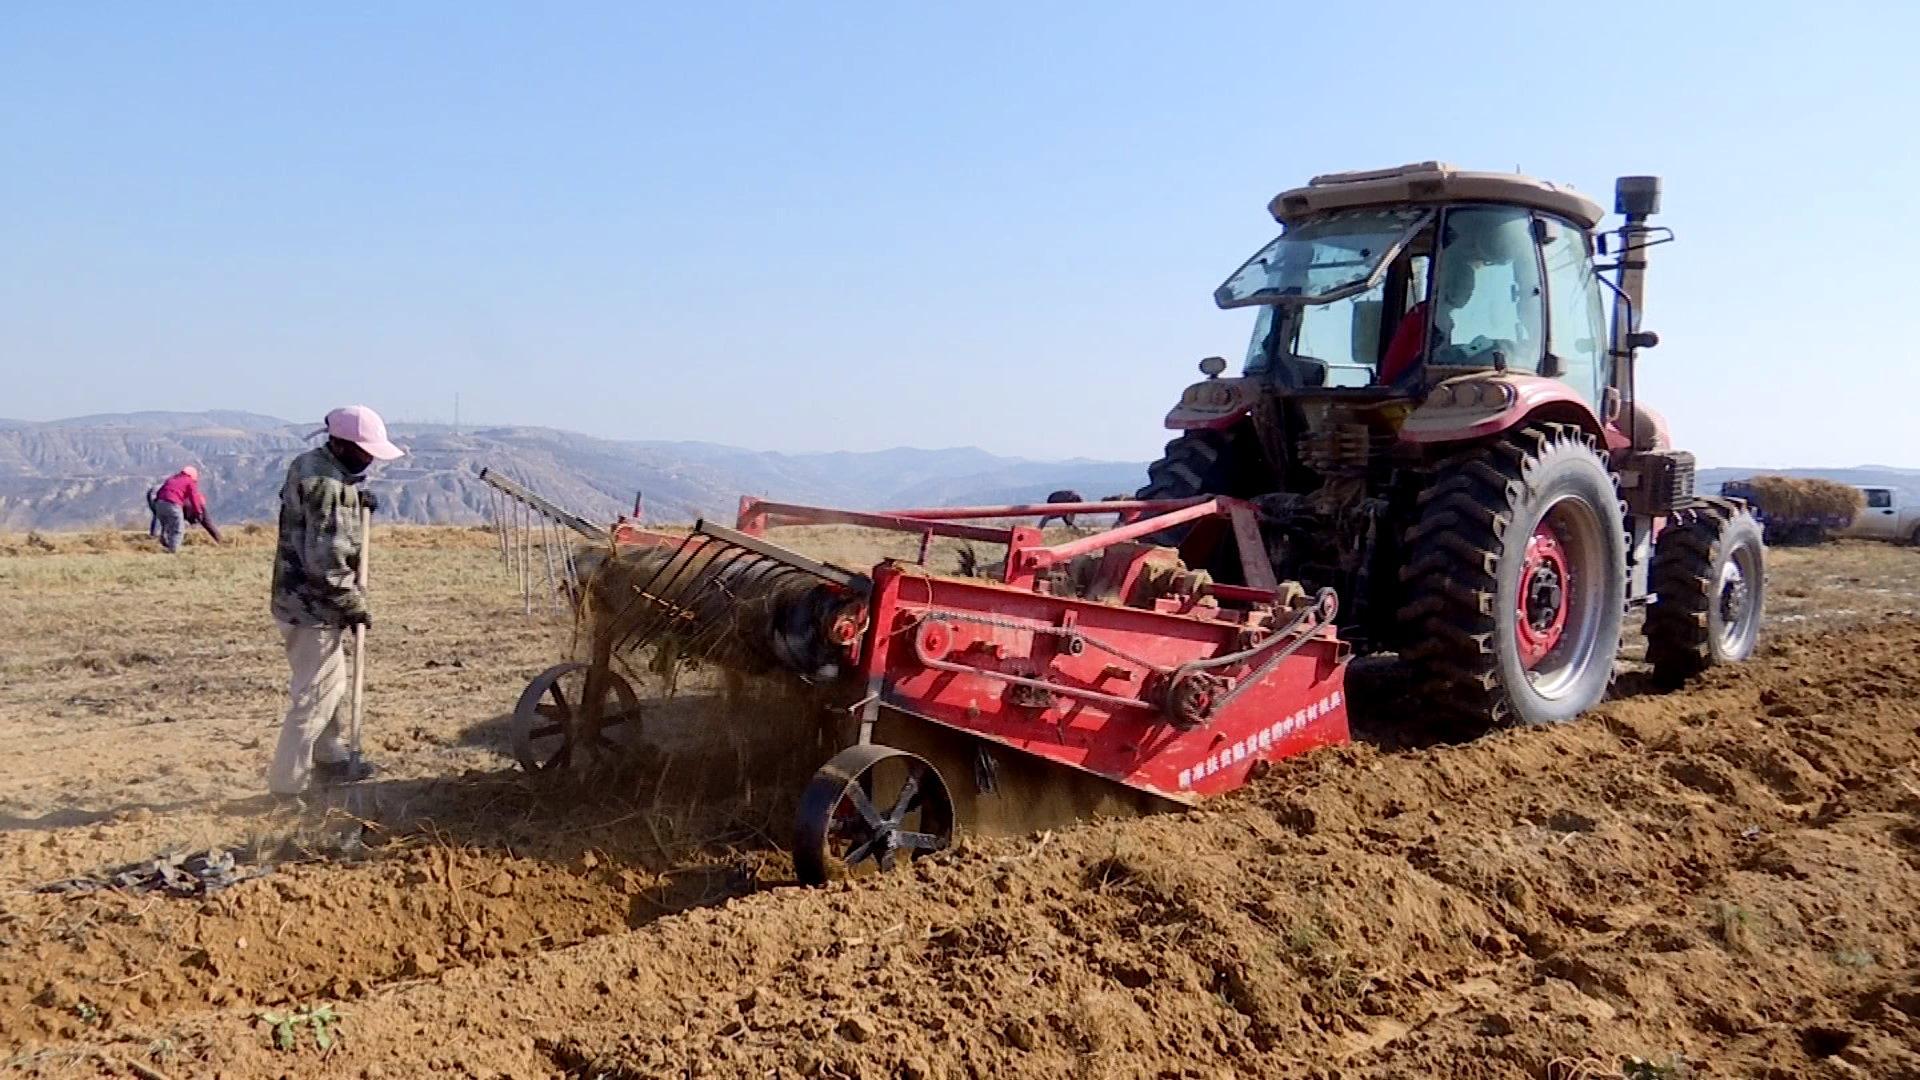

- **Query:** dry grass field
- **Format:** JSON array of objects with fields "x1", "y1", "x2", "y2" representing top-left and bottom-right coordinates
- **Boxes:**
[{"x1": 3, "y1": 528, "x2": 1920, "y2": 1078}]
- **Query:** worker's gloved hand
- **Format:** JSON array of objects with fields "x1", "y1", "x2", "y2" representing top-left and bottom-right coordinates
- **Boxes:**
[
  {"x1": 344, "y1": 610, "x2": 373, "y2": 632},
  {"x1": 359, "y1": 491, "x2": 381, "y2": 514}
]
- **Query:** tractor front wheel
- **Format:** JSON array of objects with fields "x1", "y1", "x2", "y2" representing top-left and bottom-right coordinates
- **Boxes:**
[
  {"x1": 1645, "y1": 500, "x2": 1765, "y2": 688},
  {"x1": 1397, "y1": 424, "x2": 1627, "y2": 728}
]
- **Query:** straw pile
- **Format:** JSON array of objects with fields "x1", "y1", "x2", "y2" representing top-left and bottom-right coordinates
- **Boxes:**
[{"x1": 1739, "y1": 475, "x2": 1863, "y2": 523}]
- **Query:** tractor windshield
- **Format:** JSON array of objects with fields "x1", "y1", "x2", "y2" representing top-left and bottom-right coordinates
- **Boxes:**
[{"x1": 1215, "y1": 207, "x2": 1431, "y2": 309}]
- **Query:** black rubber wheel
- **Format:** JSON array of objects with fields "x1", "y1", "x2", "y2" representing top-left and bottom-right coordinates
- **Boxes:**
[
  {"x1": 1645, "y1": 499, "x2": 1765, "y2": 689},
  {"x1": 511, "y1": 662, "x2": 642, "y2": 775},
  {"x1": 1137, "y1": 429, "x2": 1237, "y2": 501},
  {"x1": 1130, "y1": 429, "x2": 1242, "y2": 543},
  {"x1": 793, "y1": 744, "x2": 953, "y2": 886},
  {"x1": 1397, "y1": 424, "x2": 1627, "y2": 728},
  {"x1": 1908, "y1": 524, "x2": 1920, "y2": 547}
]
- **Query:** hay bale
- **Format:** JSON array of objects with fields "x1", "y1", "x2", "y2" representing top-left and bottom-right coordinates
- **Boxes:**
[{"x1": 1739, "y1": 476, "x2": 1863, "y2": 523}]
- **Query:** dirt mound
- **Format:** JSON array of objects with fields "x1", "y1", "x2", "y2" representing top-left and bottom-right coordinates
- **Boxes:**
[
  {"x1": 1738, "y1": 475, "x2": 1865, "y2": 522},
  {"x1": 10, "y1": 618, "x2": 1919, "y2": 1078}
]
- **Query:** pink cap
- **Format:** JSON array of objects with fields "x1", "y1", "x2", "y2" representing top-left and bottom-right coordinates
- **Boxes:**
[
  {"x1": 180, "y1": 465, "x2": 200, "y2": 480},
  {"x1": 322, "y1": 405, "x2": 405, "y2": 461}
]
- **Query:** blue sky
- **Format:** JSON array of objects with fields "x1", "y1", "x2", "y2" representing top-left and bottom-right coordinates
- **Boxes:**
[{"x1": 2, "y1": 2, "x2": 1914, "y2": 466}]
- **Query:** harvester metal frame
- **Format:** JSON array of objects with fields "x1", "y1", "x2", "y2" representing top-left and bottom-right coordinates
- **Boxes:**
[{"x1": 485, "y1": 471, "x2": 1353, "y2": 885}]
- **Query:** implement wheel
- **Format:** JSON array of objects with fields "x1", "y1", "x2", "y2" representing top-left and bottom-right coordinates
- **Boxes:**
[
  {"x1": 1397, "y1": 424, "x2": 1627, "y2": 728},
  {"x1": 511, "y1": 662, "x2": 642, "y2": 775},
  {"x1": 793, "y1": 744, "x2": 954, "y2": 886},
  {"x1": 1646, "y1": 500, "x2": 1765, "y2": 688}
]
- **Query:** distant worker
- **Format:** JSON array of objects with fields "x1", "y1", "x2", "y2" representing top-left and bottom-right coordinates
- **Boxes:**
[
  {"x1": 268, "y1": 405, "x2": 404, "y2": 797},
  {"x1": 148, "y1": 465, "x2": 223, "y2": 552},
  {"x1": 1040, "y1": 488, "x2": 1085, "y2": 528}
]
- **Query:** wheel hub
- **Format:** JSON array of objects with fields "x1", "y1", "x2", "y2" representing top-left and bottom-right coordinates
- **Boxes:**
[
  {"x1": 1515, "y1": 522, "x2": 1572, "y2": 668},
  {"x1": 1718, "y1": 562, "x2": 1749, "y2": 626}
]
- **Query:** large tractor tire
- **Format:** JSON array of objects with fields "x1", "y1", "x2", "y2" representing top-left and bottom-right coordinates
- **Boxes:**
[
  {"x1": 1644, "y1": 499, "x2": 1765, "y2": 689},
  {"x1": 1132, "y1": 429, "x2": 1241, "y2": 546},
  {"x1": 1135, "y1": 429, "x2": 1237, "y2": 502},
  {"x1": 1397, "y1": 424, "x2": 1627, "y2": 728}
]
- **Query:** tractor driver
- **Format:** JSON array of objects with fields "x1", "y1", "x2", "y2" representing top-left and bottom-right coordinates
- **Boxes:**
[{"x1": 1378, "y1": 210, "x2": 1538, "y2": 383}]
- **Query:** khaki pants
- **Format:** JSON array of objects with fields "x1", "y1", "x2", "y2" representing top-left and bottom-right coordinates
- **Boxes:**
[{"x1": 269, "y1": 622, "x2": 354, "y2": 795}]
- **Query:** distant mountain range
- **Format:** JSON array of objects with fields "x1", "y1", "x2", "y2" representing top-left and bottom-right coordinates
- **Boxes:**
[
  {"x1": 3, "y1": 410, "x2": 1914, "y2": 532},
  {"x1": 0, "y1": 412, "x2": 1149, "y2": 530}
]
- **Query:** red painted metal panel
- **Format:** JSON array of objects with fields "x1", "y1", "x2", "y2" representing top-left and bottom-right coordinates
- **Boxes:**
[{"x1": 862, "y1": 565, "x2": 1350, "y2": 803}]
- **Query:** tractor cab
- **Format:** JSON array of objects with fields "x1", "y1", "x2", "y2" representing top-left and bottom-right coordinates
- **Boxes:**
[{"x1": 1215, "y1": 163, "x2": 1612, "y2": 408}]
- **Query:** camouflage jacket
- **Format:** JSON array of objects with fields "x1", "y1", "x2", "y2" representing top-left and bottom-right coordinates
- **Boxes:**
[{"x1": 270, "y1": 446, "x2": 369, "y2": 627}]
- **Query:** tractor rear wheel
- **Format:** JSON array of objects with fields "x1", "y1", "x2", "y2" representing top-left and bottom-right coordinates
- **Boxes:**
[
  {"x1": 1645, "y1": 500, "x2": 1765, "y2": 688},
  {"x1": 1397, "y1": 424, "x2": 1627, "y2": 728}
]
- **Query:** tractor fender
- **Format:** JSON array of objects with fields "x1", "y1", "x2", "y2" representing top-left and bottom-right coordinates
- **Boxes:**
[
  {"x1": 1163, "y1": 377, "x2": 1257, "y2": 431},
  {"x1": 1398, "y1": 373, "x2": 1604, "y2": 445}
]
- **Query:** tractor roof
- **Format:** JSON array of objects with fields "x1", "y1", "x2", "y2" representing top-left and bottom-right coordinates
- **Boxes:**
[{"x1": 1269, "y1": 162, "x2": 1605, "y2": 229}]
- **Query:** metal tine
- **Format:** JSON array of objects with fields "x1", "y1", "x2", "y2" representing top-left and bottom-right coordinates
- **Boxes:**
[
  {"x1": 677, "y1": 552, "x2": 802, "y2": 658},
  {"x1": 667, "y1": 550, "x2": 789, "y2": 661},
  {"x1": 559, "y1": 521, "x2": 580, "y2": 596},
  {"x1": 521, "y1": 499, "x2": 534, "y2": 616},
  {"x1": 653, "y1": 541, "x2": 764, "y2": 644},
  {"x1": 618, "y1": 539, "x2": 752, "y2": 656},
  {"x1": 616, "y1": 541, "x2": 735, "y2": 655},
  {"x1": 555, "y1": 517, "x2": 575, "y2": 612},
  {"x1": 487, "y1": 488, "x2": 503, "y2": 572},
  {"x1": 540, "y1": 514, "x2": 563, "y2": 617},
  {"x1": 676, "y1": 560, "x2": 817, "y2": 663},
  {"x1": 607, "y1": 534, "x2": 709, "y2": 653},
  {"x1": 507, "y1": 491, "x2": 522, "y2": 576},
  {"x1": 490, "y1": 488, "x2": 507, "y2": 571}
]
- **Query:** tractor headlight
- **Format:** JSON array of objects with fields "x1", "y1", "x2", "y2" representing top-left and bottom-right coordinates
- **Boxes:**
[{"x1": 1428, "y1": 382, "x2": 1516, "y2": 410}]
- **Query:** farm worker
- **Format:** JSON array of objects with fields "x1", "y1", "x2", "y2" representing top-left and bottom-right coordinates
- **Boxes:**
[
  {"x1": 149, "y1": 466, "x2": 223, "y2": 552},
  {"x1": 267, "y1": 405, "x2": 404, "y2": 797}
]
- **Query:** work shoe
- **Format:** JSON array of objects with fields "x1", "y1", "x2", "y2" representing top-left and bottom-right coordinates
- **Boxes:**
[{"x1": 314, "y1": 759, "x2": 378, "y2": 785}]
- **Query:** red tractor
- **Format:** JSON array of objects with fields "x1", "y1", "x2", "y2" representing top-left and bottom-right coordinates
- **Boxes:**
[{"x1": 1137, "y1": 163, "x2": 1765, "y2": 727}]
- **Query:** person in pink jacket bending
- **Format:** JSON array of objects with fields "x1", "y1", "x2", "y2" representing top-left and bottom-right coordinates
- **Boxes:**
[{"x1": 148, "y1": 465, "x2": 223, "y2": 552}]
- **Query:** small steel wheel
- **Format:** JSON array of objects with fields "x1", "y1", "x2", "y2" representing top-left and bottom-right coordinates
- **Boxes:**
[
  {"x1": 511, "y1": 662, "x2": 641, "y2": 775},
  {"x1": 793, "y1": 744, "x2": 954, "y2": 886}
]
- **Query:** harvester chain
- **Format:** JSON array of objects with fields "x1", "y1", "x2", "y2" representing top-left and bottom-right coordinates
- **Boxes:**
[{"x1": 1186, "y1": 589, "x2": 1337, "y2": 719}]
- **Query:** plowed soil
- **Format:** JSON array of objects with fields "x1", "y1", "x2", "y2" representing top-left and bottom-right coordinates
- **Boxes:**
[{"x1": 3, "y1": 532, "x2": 1919, "y2": 1079}]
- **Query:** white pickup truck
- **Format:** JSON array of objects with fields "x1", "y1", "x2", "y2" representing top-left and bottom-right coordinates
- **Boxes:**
[{"x1": 1842, "y1": 486, "x2": 1920, "y2": 545}]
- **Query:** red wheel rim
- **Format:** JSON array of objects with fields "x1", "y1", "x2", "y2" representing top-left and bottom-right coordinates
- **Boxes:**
[{"x1": 1515, "y1": 520, "x2": 1571, "y2": 668}]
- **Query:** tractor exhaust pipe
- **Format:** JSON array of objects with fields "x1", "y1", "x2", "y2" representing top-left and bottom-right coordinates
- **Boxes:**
[{"x1": 1608, "y1": 175, "x2": 1663, "y2": 418}]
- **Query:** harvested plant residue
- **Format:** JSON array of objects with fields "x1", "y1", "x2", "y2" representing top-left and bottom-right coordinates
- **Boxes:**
[{"x1": 1738, "y1": 475, "x2": 1865, "y2": 522}]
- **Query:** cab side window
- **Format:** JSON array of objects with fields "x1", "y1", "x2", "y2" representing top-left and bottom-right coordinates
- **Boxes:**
[
  {"x1": 1538, "y1": 216, "x2": 1610, "y2": 406},
  {"x1": 1867, "y1": 489, "x2": 1893, "y2": 509}
]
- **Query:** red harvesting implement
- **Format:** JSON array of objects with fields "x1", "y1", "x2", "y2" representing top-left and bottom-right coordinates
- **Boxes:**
[{"x1": 483, "y1": 471, "x2": 1350, "y2": 885}]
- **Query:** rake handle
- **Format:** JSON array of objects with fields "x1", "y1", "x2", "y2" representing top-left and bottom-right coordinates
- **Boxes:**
[{"x1": 350, "y1": 503, "x2": 371, "y2": 763}]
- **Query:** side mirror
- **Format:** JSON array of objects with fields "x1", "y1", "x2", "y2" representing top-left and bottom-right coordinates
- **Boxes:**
[{"x1": 1198, "y1": 355, "x2": 1227, "y2": 378}]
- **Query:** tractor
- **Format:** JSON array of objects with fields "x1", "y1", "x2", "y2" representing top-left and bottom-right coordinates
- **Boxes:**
[{"x1": 1136, "y1": 163, "x2": 1765, "y2": 726}]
